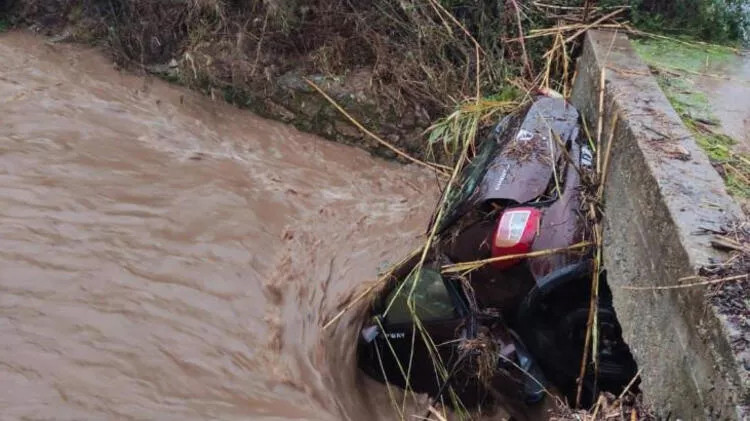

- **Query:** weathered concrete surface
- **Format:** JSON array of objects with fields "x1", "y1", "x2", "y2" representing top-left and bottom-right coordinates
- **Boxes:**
[{"x1": 571, "y1": 31, "x2": 749, "y2": 419}]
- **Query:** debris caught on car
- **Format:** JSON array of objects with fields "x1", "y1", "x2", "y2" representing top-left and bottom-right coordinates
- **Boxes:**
[{"x1": 357, "y1": 97, "x2": 639, "y2": 415}]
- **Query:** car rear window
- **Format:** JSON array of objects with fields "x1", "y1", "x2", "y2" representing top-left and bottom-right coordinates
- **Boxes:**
[
  {"x1": 384, "y1": 268, "x2": 457, "y2": 324},
  {"x1": 438, "y1": 138, "x2": 497, "y2": 232}
]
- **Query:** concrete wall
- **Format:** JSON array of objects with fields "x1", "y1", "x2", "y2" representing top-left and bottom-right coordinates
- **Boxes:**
[{"x1": 570, "y1": 31, "x2": 748, "y2": 419}]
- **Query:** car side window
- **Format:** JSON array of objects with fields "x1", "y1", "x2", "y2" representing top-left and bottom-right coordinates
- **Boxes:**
[
  {"x1": 384, "y1": 268, "x2": 457, "y2": 325},
  {"x1": 438, "y1": 139, "x2": 497, "y2": 231}
]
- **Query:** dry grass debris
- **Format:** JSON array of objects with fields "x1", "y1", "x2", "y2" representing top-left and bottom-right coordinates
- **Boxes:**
[
  {"x1": 551, "y1": 391, "x2": 655, "y2": 420},
  {"x1": 9, "y1": 0, "x2": 637, "y2": 164}
]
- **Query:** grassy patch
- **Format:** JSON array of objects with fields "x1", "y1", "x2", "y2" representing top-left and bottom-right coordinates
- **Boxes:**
[
  {"x1": 632, "y1": 38, "x2": 734, "y2": 74},
  {"x1": 688, "y1": 121, "x2": 750, "y2": 198},
  {"x1": 425, "y1": 93, "x2": 520, "y2": 158},
  {"x1": 656, "y1": 75, "x2": 714, "y2": 121},
  {"x1": 0, "y1": 19, "x2": 9, "y2": 33},
  {"x1": 634, "y1": 38, "x2": 750, "y2": 200}
]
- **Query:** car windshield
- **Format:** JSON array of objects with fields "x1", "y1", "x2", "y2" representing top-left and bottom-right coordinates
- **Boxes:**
[
  {"x1": 384, "y1": 268, "x2": 456, "y2": 324},
  {"x1": 437, "y1": 138, "x2": 497, "y2": 231}
]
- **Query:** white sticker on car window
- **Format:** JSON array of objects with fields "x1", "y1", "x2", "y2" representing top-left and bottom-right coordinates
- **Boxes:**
[{"x1": 516, "y1": 129, "x2": 533, "y2": 142}]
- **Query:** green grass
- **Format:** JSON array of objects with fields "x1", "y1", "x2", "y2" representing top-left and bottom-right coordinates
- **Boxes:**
[
  {"x1": 633, "y1": 37, "x2": 750, "y2": 200},
  {"x1": 0, "y1": 19, "x2": 9, "y2": 33},
  {"x1": 657, "y1": 75, "x2": 714, "y2": 122},
  {"x1": 425, "y1": 89, "x2": 522, "y2": 159},
  {"x1": 688, "y1": 123, "x2": 750, "y2": 198},
  {"x1": 632, "y1": 38, "x2": 734, "y2": 74}
]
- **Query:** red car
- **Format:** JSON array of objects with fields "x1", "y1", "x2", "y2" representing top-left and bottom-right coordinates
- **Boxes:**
[{"x1": 357, "y1": 97, "x2": 637, "y2": 411}]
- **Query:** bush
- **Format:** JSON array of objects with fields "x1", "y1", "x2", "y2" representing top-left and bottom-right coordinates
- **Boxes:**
[{"x1": 633, "y1": 0, "x2": 748, "y2": 43}]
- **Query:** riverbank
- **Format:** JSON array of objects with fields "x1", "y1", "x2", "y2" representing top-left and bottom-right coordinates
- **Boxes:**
[
  {"x1": 4, "y1": 2, "x2": 748, "y2": 169},
  {"x1": 0, "y1": 1, "x2": 698, "y2": 166},
  {"x1": 5, "y1": 0, "x2": 531, "y2": 163}
]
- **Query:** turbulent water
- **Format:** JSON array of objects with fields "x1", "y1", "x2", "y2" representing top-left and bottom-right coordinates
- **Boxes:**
[{"x1": 0, "y1": 31, "x2": 442, "y2": 420}]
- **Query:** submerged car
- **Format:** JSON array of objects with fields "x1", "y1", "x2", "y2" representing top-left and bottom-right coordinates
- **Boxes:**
[{"x1": 357, "y1": 97, "x2": 637, "y2": 410}]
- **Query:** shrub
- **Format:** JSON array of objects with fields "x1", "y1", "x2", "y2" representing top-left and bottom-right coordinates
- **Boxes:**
[{"x1": 633, "y1": 0, "x2": 748, "y2": 43}]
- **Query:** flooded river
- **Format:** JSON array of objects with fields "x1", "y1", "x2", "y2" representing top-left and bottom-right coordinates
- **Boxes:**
[{"x1": 0, "y1": 31, "x2": 441, "y2": 420}]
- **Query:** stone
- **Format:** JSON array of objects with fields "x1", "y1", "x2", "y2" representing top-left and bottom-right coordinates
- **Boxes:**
[
  {"x1": 333, "y1": 120, "x2": 363, "y2": 139},
  {"x1": 263, "y1": 100, "x2": 295, "y2": 122}
]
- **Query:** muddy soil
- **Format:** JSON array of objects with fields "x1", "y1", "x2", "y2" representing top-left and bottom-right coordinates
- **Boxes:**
[{"x1": 0, "y1": 30, "x2": 445, "y2": 420}]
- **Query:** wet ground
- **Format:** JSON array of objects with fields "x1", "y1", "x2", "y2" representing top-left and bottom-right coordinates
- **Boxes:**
[
  {"x1": 694, "y1": 52, "x2": 750, "y2": 156},
  {"x1": 634, "y1": 37, "x2": 750, "y2": 212},
  {"x1": 0, "y1": 30, "x2": 446, "y2": 420}
]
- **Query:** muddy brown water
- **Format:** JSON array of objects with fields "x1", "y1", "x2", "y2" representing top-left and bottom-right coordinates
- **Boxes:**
[{"x1": 0, "y1": 31, "x2": 444, "y2": 420}]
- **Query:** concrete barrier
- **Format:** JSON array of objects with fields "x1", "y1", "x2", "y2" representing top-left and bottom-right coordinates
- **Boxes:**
[{"x1": 570, "y1": 31, "x2": 748, "y2": 419}]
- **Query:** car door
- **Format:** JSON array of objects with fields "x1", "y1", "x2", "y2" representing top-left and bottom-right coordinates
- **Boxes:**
[{"x1": 371, "y1": 268, "x2": 471, "y2": 396}]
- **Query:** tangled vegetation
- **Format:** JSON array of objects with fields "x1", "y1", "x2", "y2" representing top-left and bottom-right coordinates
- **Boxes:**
[
  {"x1": 3, "y1": 0, "x2": 747, "y2": 165},
  {"x1": 5, "y1": 1, "x2": 531, "y2": 143}
]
